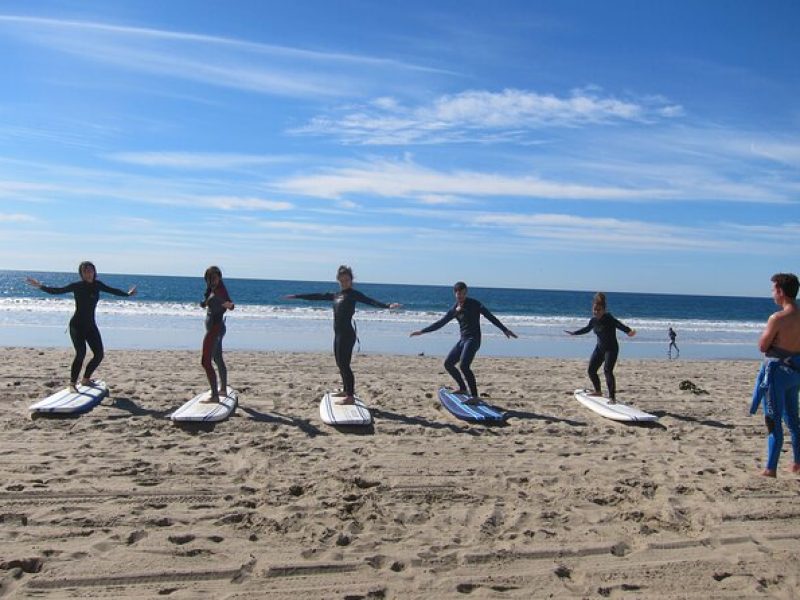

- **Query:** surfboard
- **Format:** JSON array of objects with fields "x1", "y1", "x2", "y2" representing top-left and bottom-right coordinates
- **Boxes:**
[
  {"x1": 170, "y1": 387, "x2": 238, "y2": 422},
  {"x1": 573, "y1": 389, "x2": 658, "y2": 422},
  {"x1": 319, "y1": 392, "x2": 371, "y2": 426},
  {"x1": 437, "y1": 387, "x2": 507, "y2": 423},
  {"x1": 29, "y1": 380, "x2": 109, "y2": 415}
]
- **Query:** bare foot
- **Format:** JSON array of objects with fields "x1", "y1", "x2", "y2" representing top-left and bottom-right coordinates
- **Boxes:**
[
  {"x1": 68, "y1": 383, "x2": 79, "y2": 393},
  {"x1": 790, "y1": 463, "x2": 800, "y2": 474},
  {"x1": 330, "y1": 390, "x2": 347, "y2": 397},
  {"x1": 200, "y1": 392, "x2": 220, "y2": 404},
  {"x1": 81, "y1": 378, "x2": 97, "y2": 387},
  {"x1": 760, "y1": 469, "x2": 777, "y2": 478},
  {"x1": 333, "y1": 395, "x2": 356, "y2": 405}
]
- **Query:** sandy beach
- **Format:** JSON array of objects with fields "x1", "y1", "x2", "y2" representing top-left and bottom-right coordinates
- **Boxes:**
[{"x1": 1, "y1": 347, "x2": 798, "y2": 599}]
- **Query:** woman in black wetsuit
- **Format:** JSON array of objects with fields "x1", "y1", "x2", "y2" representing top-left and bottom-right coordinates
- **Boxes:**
[
  {"x1": 200, "y1": 266, "x2": 234, "y2": 404},
  {"x1": 285, "y1": 265, "x2": 400, "y2": 405},
  {"x1": 26, "y1": 262, "x2": 137, "y2": 391},
  {"x1": 566, "y1": 292, "x2": 636, "y2": 402},
  {"x1": 410, "y1": 281, "x2": 517, "y2": 400}
]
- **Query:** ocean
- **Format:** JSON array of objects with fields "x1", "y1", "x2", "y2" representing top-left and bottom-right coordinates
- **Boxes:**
[{"x1": 0, "y1": 270, "x2": 773, "y2": 359}]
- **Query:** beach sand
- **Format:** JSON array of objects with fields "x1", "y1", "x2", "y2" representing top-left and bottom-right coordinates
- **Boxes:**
[{"x1": 1, "y1": 347, "x2": 798, "y2": 598}]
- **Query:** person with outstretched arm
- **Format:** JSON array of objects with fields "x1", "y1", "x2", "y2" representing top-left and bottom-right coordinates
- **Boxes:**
[
  {"x1": 285, "y1": 265, "x2": 401, "y2": 405},
  {"x1": 26, "y1": 261, "x2": 137, "y2": 391},
  {"x1": 200, "y1": 266, "x2": 234, "y2": 404},
  {"x1": 565, "y1": 292, "x2": 635, "y2": 403},
  {"x1": 410, "y1": 281, "x2": 517, "y2": 401},
  {"x1": 750, "y1": 273, "x2": 800, "y2": 478}
]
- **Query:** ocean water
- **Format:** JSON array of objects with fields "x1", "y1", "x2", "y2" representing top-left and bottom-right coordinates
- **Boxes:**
[{"x1": 0, "y1": 270, "x2": 774, "y2": 359}]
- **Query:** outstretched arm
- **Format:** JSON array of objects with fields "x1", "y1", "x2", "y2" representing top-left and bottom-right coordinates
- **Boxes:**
[
  {"x1": 566, "y1": 321, "x2": 593, "y2": 336},
  {"x1": 611, "y1": 316, "x2": 635, "y2": 337},
  {"x1": 285, "y1": 292, "x2": 335, "y2": 302},
  {"x1": 28, "y1": 277, "x2": 75, "y2": 295},
  {"x1": 480, "y1": 305, "x2": 517, "y2": 339},
  {"x1": 97, "y1": 280, "x2": 136, "y2": 297},
  {"x1": 410, "y1": 309, "x2": 455, "y2": 337}
]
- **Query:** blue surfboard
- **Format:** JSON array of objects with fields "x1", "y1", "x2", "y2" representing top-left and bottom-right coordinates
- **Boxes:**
[{"x1": 437, "y1": 387, "x2": 507, "y2": 423}]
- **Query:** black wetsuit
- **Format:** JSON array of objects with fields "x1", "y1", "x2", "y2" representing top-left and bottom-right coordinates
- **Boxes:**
[
  {"x1": 293, "y1": 289, "x2": 390, "y2": 395},
  {"x1": 201, "y1": 282, "x2": 233, "y2": 394},
  {"x1": 570, "y1": 313, "x2": 632, "y2": 399},
  {"x1": 420, "y1": 297, "x2": 511, "y2": 397},
  {"x1": 40, "y1": 280, "x2": 130, "y2": 383}
]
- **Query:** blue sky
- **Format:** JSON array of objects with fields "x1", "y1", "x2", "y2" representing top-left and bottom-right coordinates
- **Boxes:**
[{"x1": 0, "y1": 0, "x2": 797, "y2": 296}]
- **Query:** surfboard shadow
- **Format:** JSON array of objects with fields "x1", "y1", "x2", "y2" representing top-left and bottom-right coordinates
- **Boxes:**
[
  {"x1": 371, "y1": 408, "x2": 481, "y2": 435},
  {"x1": 328, "y1": 423, "x2": 375, "y2": 436},
  {"x1": 238, "y1": 406, "x2": 327, "y2": 438}
]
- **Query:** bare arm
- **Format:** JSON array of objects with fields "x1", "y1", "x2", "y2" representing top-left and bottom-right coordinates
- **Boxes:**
[{"x1": 759, "y1": 313, "x2": 779, "y2": 353}]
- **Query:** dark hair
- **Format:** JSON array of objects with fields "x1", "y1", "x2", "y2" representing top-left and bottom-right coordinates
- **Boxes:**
[
  {"x1": 78, "y1": 261, "x2": 96, "y2": 281},
  {"x1": 337, "y1": 265, "x2": 353, "y2": 280},
  {"x1": 593, "y1": 292, "x2": 607, "y2": 310},
  {"x1": 453, "y1": 281, "x2": 467, "y2": 292},
  {"x1": 204, "y1": 265, "x2": 223, "y2": 287},
  {"x1": 772, "y1": 273, "x2": 799, "y2": 299}
]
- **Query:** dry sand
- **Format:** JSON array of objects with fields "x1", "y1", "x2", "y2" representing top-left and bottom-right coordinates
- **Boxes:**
[{"x1": 1, "y1": 347, "x2": 798, "y2": 599}]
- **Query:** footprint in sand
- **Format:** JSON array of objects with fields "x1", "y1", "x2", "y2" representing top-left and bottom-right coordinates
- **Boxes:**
[{"x1": 167, "y1": 534, "x2": 196, "y2": 545}]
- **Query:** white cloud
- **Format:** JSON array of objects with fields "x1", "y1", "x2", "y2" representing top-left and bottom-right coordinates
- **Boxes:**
[
  {"x1": 294, "y1": 88, "x2": 684, "y2": 144},
  {"x1": 206, "y1": 196, "x2": 292, "y2": 211}
]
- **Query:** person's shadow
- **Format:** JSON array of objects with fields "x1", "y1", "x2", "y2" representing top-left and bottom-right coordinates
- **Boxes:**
[
  {"x1": 371, "y1": 408, "x2": 483, "y2": 435},
  {"x1": 649, "y1": 410, "x2": 733, "y2": 429},
  {"x1": 107, "y1": 396, "x2": 172, "y2": 420},
  {"x1": 503, "y1": 408, "x2": 587, "y2": 427},
  {"x1": 238, "y1": 406, "x2": 328, "y2": 437}
]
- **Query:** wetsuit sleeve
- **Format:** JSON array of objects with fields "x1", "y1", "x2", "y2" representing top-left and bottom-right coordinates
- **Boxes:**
[
  {"x1": 39, "y1": 282, "x2": 79, "y2": 295},
  {"x1": 479, "y1": 304, "x2": 511, "y2": 334},
  {"x1": 293, "y1": 293, "x2": 335, "y2": 301},
  {"x1": 610, "y1": 315, "x2": 632, "y2": 334},
  {"x1": 420, "y1": 308, "x2": 456, "y2": 334},
  {"x1": 352, "y1": 290, "x2": 390, "y2": 309},
  {"x1": 570, "y1": 320, "x2": 594, "y2": 336},
  {"x1": 96, "y1": 280, "x2": 131, "y2": 297}
]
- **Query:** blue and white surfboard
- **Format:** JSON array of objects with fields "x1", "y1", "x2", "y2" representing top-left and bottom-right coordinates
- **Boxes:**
[{"x1": 437, "y1": 387, "x2": 507, "y2": 423}]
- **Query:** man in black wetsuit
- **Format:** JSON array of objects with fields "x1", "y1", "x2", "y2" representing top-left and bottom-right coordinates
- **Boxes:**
[
  {"x1": 565, "y1": 292, "x2": 635, "y2": 402},
  {"x1": 27, "y1": 262, "x2": 137, "y2": 391},
  {"x1": 410, "y1": 281, "x2": 517, "y2": 400},
  {"x1": 286, "y1": 265, "x2": 400, "y2": 405}
]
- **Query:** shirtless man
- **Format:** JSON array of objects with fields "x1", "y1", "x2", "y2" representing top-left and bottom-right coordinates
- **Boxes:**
[{"x1": 756, "y1": 273, "x2": 800, "y2": 477}]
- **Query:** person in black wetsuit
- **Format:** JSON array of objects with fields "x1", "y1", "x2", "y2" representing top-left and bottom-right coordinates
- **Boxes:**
[
  {"x1": 200, "y1": 266, "x2": 234, "y2": 404},
  {"x1": 26, "y1": 262, "x2": 137, "y2": 391},
  {"x1": 410, "y1": 281, "x2": 517, "y2": 400},
  {"x1": 668, "y1": 327, "x2": 680, "y2": 359},
  {"x1": 565, "y1": 292, "x2": 636, "y2": 402},
  {"x1": 285, "y1": 265, "x2": 401, "y2": 405}
]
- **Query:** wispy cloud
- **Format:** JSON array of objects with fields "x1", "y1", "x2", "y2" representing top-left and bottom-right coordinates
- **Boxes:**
[
  {"x1": 293, "y1": 88, "x2": 684, "y2": 144},
  {"x1": 274, "y1": 157, "x2": 667, "y2": 201},
  {"x1": 106, "y1": 152, "x2": 297, "y2": 170},
  {"x1": 0, "y1": 15, "x2": 449, "y2": 98},
  {"x1": 0, "y1": 213, "x2": 36, "y2": 223}
]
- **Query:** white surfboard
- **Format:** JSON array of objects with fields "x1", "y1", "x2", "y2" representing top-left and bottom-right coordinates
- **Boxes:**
[
  {"x1": 319, "y1": 392, "x2": 371, "y2": 426},
  {"x1": 170, "y1": 387, "x2": 238, "y2": 422},
  {"x1": 574, "y1": 389, "x2": 658, "y2": 423},
  {"x1": 29, "y1": 381, "x2": 108, "y2": 415}
]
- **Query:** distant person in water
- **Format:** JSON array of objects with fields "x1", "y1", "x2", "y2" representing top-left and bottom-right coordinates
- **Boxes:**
[
  {"x1": 200, "y1": 266, "x2": 234, "y2": 404},
  {"x1": 668, "y1": 327, "x2": 680, "y2": 359},
  {"x1": 410, "y1": 281, "x2": 517, "y2": 400},
  {"x1": 751, "y1": 273, "x2": 800, "y2": 478},
  {"x1": 285, "y1": 266, "x2": 401, "y2": 405},
  {"x1": 26, "y1": 262, "x2": 137, "y2": 392},
  {"x1": 565, "y1": 292, "x2": 636, "y2": 403}
]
